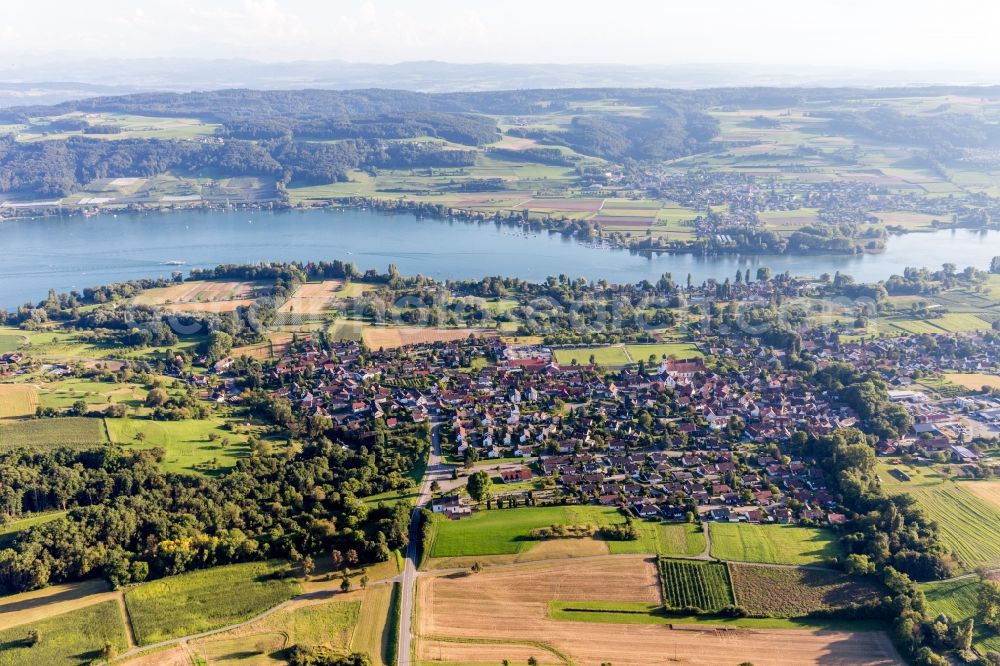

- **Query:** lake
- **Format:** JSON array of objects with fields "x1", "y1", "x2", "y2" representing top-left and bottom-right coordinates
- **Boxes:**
[{"x1": 1, "y1": 208, "x2": 998, "y2": 308}]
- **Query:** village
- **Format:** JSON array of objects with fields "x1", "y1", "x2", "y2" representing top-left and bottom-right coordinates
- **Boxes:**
[{"x1": 265, "y1": 325, "x2": 1000, "y2": 531}]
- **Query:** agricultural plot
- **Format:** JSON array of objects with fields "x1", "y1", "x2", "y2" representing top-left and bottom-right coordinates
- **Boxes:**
[
  {"x1": 0, "y1": 600, "x2": 129, "y2": 666},
  {"x1": 0, "y1": 416, "x2": 108, "y2": 450},
  {"x1": 658, "y1": 559, "x2": 734, "y2": 612},
  {"x1": 964, "y1": 481, "x2": 1000, "y2": 511},
  {"x1": 0, "y1": 384, "x2": 39, "y2": 418},
  {"x1": 944, "y1": 372, "x2": 1000, "y2": 391},
  {"x1": 277, "y1": 280, "x2": 344, "y2": 315},
  {"x1": 608, "y1": 522, "x2": 706, "y2": 557},
  {"x1": 133, "y1": 280, "x2": 262, "y2": 313},
  {"x1": 124, "y1": 561, "x2": 301, "y2": 645},
  {"x1": 427, "y1": 505, "x2": 624, "y2": 559},
  {"x1": 361, "y1": 326, "x2": 497, "y2": 350},
  {"x1": 880, "y1": 463, "x2": 1000, "y2": 571},
  {"x1": 417, "y1": 557, "x2": 901, "y2": 666},
  {"x1": 709, "y1": 523, "x2": 842, "y2": 566},
  {"x1": 190, "y1": 598, "x2": 361, "y2": 665},
  {"x1": 0, "y1": 332, "x2": 26, "y2": 353},
  {"x1": 729, "y1": 564, "x2": 883, "y2": 616}
]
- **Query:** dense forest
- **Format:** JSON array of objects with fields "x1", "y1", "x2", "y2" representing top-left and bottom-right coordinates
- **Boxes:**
[
  {"x1": 0, "y1": 134, "x2": 477, "y2": 196},
  {"x1": 0, "y1": 421, "x2": 427, "y2": 594}
]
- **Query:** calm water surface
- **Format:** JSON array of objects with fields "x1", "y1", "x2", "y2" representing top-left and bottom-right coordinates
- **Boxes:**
[{"x1": 1, "y1": 208, "x2": 998, "y2": 308}]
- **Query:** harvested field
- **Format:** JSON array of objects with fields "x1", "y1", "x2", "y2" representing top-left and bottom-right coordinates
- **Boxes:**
[
  {"x1": 0, "y1": 579, "x2": 116, "y2": 631},
  {"x1": 944, "y1": 372, "x2": 1000, "y2": 391},
  {"x1": 135, "y1": 281, "x2": 260, "y2": 312},
  {"x1": 729, "y1": 564, "x2": 883, "y2": 616},
  {"x1": 362, "y1": 326, "x2": 497, "y2": 350},
  {"x1": 591, "y1": 214, "x2": 656, "y2": 227},
  {"x1": 0, "y1": 384, "x2": 39, "y2": 418},
  {"x1": 963, "y1": 480, "x2": 1000, "y2": 512},
  {"x1": 514, "y1": 198, "x2": 604, "y2": 212},
  {"x1": 233, "y1": 332, "x2": 297, "y2": 361},
  {"x1": 277, "y1": 280, "x2": 344, "y2": 315},
  {"x1": 416, "y1": 558, "x2": 902, "y2": 666},
  {"x1": 417, "y1": 638, "x2": 562, "y2": 665}
]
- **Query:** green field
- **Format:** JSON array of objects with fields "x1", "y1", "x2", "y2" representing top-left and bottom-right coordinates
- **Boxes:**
[
  {"x1": 194, "y1": 599, "x2": 361, "y2": 663},
  {"x1": 0, "y1": 417, "x2": 108, "y2": 450},
  {"x1": 106, "y1": 416, "x2": 249, "y2": 474},
  {"x1": 35, "y1": 377, "x2": 147, "y2": 411},
  {"x1": 729, "y1": 564, "x2": 883, "y2": 616},
  {"x1": 880, "y1": 463, "x2": 1000, "y2": 571},
  {"x1": 709, "y1": 524, "x2": 842, "y2": 566},
  {"x1": 0, "y1": 510, "x2": 68, "y2": 548},
  {"x1": 922, "y1": 577, "x2": 1000, "y2": 653},
  {"x1": 427, "y1": 506, "x2": 623, "y2": 558},
  {"x1": 553, "y1": 342, "x2": 702, "y2": 368},
  {"x1": 0, "y1": 601, "x2": 129, "y2": 666},
  {"x1": 608, "y1": 522, "x2": 705, "y2": 557},
  {"x1": 124, "y1": 561, "x2": 301, "y2": 645},
  {"x1": 0, "y1": 332, "x2": 26, "y2": 353},
  {"x1": 658, "y1": 559, "x2": 734, "y2": 612}
]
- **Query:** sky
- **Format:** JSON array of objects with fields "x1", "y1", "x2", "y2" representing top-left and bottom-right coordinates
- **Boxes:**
[{"x1": 3, "y1": 0, "x2": 999, "y2": 71}]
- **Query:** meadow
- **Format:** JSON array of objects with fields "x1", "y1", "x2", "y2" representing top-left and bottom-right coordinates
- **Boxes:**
[
  {"x1": 0, "y1": 416, "x2": 107, "y2": 450},
  {"x1": 0, "y1": 601, "x2": 129, "y2": 666},
  {"x1": 552, "y1": 342, "x2": 702, "y2": 367},
  {"x1": 921, "y1": 577, "x2": 1000, "y2": 654},
  {"x1": 124, "y1": 561, "x2": 301, "y2": 645},
  {"x1": 709, "y1": 523, "x2": 842, "y2": 566},
  {"x1": 106, "y1": 416, "x2": 249, "y2": 474},
  {"x1": 658, "y1": 558, "x2": 734, "y2": 612},
  {"x1": 729, "y1": 564, "x2": 884, "y2": 616}
]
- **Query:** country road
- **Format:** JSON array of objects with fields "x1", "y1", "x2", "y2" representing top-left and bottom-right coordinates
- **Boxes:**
[{"x1": 397, "y1": 421, "x2": 449, "y2": 666}]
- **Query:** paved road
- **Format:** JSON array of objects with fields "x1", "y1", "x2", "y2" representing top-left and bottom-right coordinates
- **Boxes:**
[{"x1": 398, "y1": 421, "x2": 449, "y2": 666}]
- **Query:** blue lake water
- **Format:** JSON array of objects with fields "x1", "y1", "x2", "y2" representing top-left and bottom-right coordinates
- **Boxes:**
[{"x1": 1, "y1": 208, "x2": 998, "y2": 308}]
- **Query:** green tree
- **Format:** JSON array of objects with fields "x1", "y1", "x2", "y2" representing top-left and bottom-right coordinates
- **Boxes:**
[{"x1": 467, "y1": 470, "x2": 493, "y2": 502}]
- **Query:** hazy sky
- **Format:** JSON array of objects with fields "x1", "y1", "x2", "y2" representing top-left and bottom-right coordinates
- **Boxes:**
[{"x1": 3, "y1": 0, "x2": 999, "y2": 70}]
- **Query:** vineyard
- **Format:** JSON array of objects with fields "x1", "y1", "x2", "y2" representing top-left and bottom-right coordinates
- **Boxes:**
[{"x1": 657, "y1": 558, "x2": 734, "y2": 612}]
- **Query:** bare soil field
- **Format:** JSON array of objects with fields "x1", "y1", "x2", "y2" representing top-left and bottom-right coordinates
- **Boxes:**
[
  {"x1": 0, "y1": 384, "x2": 39, "y2": 418},
  {"x1": 119, "y1": 646, "x2": 191, "y2": 666},
  {"x1": 416, "y1": 558, "x2": 902, "y2": 666},
  {"x1": 277, "y1": 280, "x2": 344, "y2": 315},
  {"x1": 135, "y1": 281, "x2": 259, "y2": 312},
  {"x1": 362, "y1": 326, "x2": 497, "y2": 350},
  {"x1": 417, "y1": 639, "x2": 563, "y2": 665}
]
